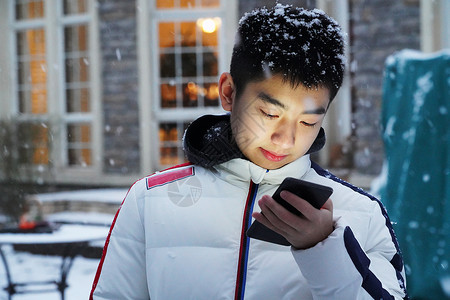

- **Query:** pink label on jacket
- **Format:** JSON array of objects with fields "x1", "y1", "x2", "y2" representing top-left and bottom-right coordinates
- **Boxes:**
[{"x1": 146, "y1": 166, "x2": 194, "y2": 190}]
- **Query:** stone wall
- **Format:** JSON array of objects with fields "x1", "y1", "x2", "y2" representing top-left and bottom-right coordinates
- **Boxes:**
[
  {"x1": 98, "y1": 0, "x2": 140, "y2": 174},
  {"x1": 349, "y1": 0, "x2": 420, "y2": 174}
]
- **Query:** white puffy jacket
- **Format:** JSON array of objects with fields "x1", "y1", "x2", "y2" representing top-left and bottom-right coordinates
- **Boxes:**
[{"x1": 90, "y1": 154, "x2": 407, "y2": 299}]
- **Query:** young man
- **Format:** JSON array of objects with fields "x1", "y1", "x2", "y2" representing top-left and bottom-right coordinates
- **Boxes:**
[{"x1": 91, "y1": 4, "x2": 408, "y2": 299}]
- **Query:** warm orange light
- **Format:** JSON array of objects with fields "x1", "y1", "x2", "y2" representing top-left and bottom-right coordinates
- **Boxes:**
[
  {"x1": 197, "y1": 18, "x2": 221, "y2": 34},
  {"x1": 202, "y1": 19, "x2": 216, "y2": 33}
]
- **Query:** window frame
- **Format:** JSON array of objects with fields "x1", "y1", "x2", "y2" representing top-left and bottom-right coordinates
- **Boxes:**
[
  {"x1": 314, "y1": 0, "x2": 352, "y2": 167},
  {"x1": 421, "y1": 0, "x2": 450, "y2": 52},
  {"x1": 1, "y1": 0, "x2": 103, "y2": 184}
]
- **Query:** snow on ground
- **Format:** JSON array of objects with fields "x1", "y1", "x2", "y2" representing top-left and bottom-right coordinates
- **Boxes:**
[
  {"x1": 0, "y1": 211, "x2": 113, "y2": 299},
  {"x1": 0, "y1": 244, "x2": 100, "y2": 299},
  {"x1": 31, "y1": 188, "x2": 128, "y2": 205},
  {"x1": 46, "y1": 211, "x2": 115, "y2": 227},
  {"x1": 0, "y1": 188, "x2": 125, "y2": 300}
]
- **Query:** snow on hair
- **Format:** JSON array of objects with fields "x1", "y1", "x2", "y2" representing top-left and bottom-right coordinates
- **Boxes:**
[{"x1": 231, "y1": 3, "x2": 346, "y2": 100}]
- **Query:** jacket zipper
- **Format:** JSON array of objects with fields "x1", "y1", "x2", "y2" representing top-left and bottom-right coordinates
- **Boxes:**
[{"x1": 234, "y1": 181, "x2": 259, "y2": 300}]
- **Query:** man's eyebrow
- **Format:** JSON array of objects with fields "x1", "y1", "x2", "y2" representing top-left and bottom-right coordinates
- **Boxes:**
[{"x1": 257, "y1": 92, "x2": 286, "y2": 109}]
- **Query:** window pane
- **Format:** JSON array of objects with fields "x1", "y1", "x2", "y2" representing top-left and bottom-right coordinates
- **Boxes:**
[
  {"x1": 159, "y1": 122, "x2": 189, "y2": 165},
  {"x1": 203, "y1": 51, "x2": 218, "y2": 76},
  {"x1": 183, "y1": 81, "x2": 199, "y2": 107},
  {"x1": 65, "y1": 25, "x2": 88, "y2": 52},
  {"x1": 68, "y1": 123, "x2": 91, "y2": 142},
  {"x1": 160, "y1": 83, "x2": 177, "y2": 108},
  {"x1": 68, "y1": 148, "x2": 91, "y2": 166},
  {"x1": 201, "y1": 20, "x2": 219, "y2": 46},
  {"x1": 67, "y1": 123, "x2": 92, "y2": 166},
  {"x1": 18, "y1": 122, "x2": 49, "y2": 165},
  {"x1": 18, "y1": 88, "x2": 47, "y2": 114},
  {"x1": 66, "y1": 88, "x2": 90, "y2": 112},
  {"x1": 159, "y1": 22, "x2": 175, "y2": 48},
  {"x1": 180, "y1": 22, "x2": 196, "y2": 46},
  {"x1": 17, "y1": 30, "x2": 45, "y2": 56},
  {"x1": 159, "y1": 123, "x2": 179, "y2": 165},
  {"x1": 15, "y1": 0, "x2": 44, "y2": 20},
  {"x1": 181, "y1": 52, "x2": 197, "y2": 77},
  {"x1": 65, "y1": 57, "x2": 90, "y2": 83},
  {"x1": 180, "y1": 0, "x2": 196, "y2": 8},
  {"x1": 16, "y1": 29, "x2": 47, "y2": 114},
  {"x1": 17, "y1": 60, "x2": 46, "y2": 85},
  {"x1": 204, "y1": 82, "x2": 219, "y2": 106},
  {"x1": 160, "y1": 53, "x2": 176, "y2": 78},
  {"x1": 156, "y1": 0, "x2": 174, "y2": 9},
  {"x1": 201, "y1": 0, "x2": 220, "y2": 7},
  {"x1": 63, "y1": 0, "x2": 87, "y2": 14}
]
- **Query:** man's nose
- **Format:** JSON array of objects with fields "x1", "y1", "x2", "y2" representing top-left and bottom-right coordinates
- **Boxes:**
[{"x1": 271, "y1": 121, "x2": 295, "y2": 148}]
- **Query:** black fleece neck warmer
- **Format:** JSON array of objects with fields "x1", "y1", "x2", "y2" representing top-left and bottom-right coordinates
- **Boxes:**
[{"x1": 183, "y1": 114, "x2": 325, "y2": 168}]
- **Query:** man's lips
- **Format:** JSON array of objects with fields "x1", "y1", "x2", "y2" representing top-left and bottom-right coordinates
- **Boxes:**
[{"x1": 260, "y1": 148, "x2": 288, "y2": 162}]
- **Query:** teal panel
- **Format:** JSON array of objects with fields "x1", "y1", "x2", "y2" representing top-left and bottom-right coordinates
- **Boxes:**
[{"x1": 380, "y1": 50, "x2": 450, "y2": 299}]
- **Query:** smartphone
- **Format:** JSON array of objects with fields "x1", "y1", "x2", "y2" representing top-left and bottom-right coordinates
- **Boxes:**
[{"x1": 246, "y1": 177, "x2": 333, "y2": 246}]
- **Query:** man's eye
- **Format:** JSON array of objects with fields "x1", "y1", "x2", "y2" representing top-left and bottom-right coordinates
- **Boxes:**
[
  {"x1": 260, "y1": 109, "x2": 278, "y2": 119},
  {"x1": 300, "y1": 121, "x2": 317, "y2": 127}
]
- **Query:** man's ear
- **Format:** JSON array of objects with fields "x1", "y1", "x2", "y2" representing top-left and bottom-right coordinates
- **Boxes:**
[{"x1": 219, "y1": 72, "x2": 235, "y2": 112}]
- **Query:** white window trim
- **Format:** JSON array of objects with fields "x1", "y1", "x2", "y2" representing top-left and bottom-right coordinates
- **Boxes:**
[
  {"x1": 57, "y1": 0, "x2": 105, "y2": 184},
  {"x1": 137, "y1": 0, "x2": 237, "y2": 174},
  {"x1": 0, "y1": 2, "x2": 15, "y2": 120},
  {"x1": 316, "y1": 0, "x2": 351, "y2": 167},
  {"x1": 421, "y1": 0, "x2": 450, "y2": 52},
  {"x1": 0, "y1": 0, "x2": 105, "y2": 185}
]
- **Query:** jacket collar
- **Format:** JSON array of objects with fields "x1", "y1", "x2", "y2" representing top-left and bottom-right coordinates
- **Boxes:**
[
  {"x1": 213, "y1": 155, "x2": 311, "y2": 186},
  {"x1": 183, "y1": 114, "x2": 322, "y2": 184},
  {"x1": 183, "y1": 114, "x2": 244, "y2": 168}
]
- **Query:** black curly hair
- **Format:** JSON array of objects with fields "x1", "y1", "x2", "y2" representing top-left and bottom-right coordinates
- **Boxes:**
[{"x1": 230, "y1": 3, "x2": 346, "y2": 102}]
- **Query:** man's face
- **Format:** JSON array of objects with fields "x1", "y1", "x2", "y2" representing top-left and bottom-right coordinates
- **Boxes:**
[{"x1": 223, "y1": 75, "x2": 330, "y2": 170}]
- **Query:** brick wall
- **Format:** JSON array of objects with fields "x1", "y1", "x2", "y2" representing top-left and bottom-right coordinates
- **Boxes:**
[{"x1": 99, "y1": 0, "x2": 140, "y2": 174}]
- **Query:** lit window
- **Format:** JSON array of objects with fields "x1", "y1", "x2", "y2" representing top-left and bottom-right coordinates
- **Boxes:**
[
  {"x1": 15, "y1": 2, "x2": 49, "y2": 166},
  {"x1": 159, "y1": 21, "x2": 219, "y2": 109},
  {"x1": 156, "y1": 4, "x2": 222, "y2": 166},
  {"x1": 156, "y1": 0, "x2": 220, "y2": 9},
  {"x1": 65, "y1": 24, "x2": 90, "y2": 113},
  {"x1": 67, "y1": 123, "x2": 91, "y2": 166},
  {"x1": 12, "y1": 0, "x2": 94, "y2": 169},
  {"x1": 159, "y1": 122, "x2": 190, "y2": 166},
  {"x1": 18, "y1": 123, "x2": 49, "y2": 165},
  {"x1": 17, "y1": 28, "x2": 47, "y2": 115},
  {"x1": 63, "y1": 0, "x2": 87, "y2": 14},
  {"x1": 15, "y1": 0, "x2": 44, "y2": 20},
  {"x1": 63, "y1": 2, "x2": 92, "y2": 167}
]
